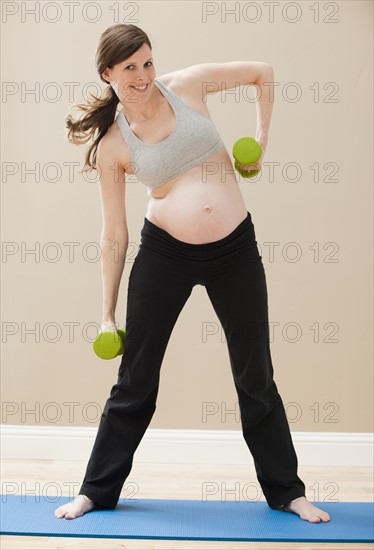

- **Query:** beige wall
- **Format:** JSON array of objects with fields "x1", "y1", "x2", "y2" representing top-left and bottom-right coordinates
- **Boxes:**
[{"x1": 2, "y1": 1, "x2": 372, "y2": 433}]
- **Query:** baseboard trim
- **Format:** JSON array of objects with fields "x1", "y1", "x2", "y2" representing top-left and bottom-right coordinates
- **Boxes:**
[{"x1": 1, "y1": 425, "x2": 373, "y2": 466}]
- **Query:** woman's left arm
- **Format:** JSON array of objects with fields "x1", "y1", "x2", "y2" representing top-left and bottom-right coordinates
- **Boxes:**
[
  {"x1": 183, "y1": 61, "x2": 274, "y2": 171},
  {"x1": 253, "y1": 65, "x2": 274, "y2": 169}
]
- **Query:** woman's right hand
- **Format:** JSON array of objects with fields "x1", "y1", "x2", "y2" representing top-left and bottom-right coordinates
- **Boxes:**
[{"x1": 100, "y1": 319, "x2": 118, "y2": 334}]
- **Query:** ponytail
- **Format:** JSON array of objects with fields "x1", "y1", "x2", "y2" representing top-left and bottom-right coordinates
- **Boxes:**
[{"x1": 65, "y1": 84, "x2": 119, "y2": 173}]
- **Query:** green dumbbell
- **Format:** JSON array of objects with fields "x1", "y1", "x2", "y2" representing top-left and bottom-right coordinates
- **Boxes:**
[
  {"x1": 93, "y1": 328, "x2": 126, "y2": 360},
  {"x1": 233, "y1": 137, "x2": 262, "y2": 178}
]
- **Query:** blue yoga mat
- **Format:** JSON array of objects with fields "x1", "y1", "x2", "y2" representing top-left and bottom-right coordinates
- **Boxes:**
[{"x1": 1, "y1": 496, "x2": 373, "y2": 543}]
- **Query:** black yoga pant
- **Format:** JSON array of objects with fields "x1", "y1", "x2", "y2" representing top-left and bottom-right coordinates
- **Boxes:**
[{"x1": 78, "y1": 211, "x2": 306, "y2": 509}]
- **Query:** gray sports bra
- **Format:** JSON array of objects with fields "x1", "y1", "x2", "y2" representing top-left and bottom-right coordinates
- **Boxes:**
[{"x1": 115, "y1": 78, "x2": 225, "y2": 189}]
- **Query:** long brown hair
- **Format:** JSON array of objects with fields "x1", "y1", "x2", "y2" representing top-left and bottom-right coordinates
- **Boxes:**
[{"x1": 66, "y1": 24, "x2": 152, "y2": 173}]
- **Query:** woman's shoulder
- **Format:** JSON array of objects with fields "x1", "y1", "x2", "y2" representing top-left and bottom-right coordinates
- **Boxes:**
[
  {"x1": 101, "y1": 117, "x2": 132, "y2": 172},
  {"x1": 157, "y1": 68, "x2": 211, "y2": 118},
  {"x1": 156, "y1": 66, "x2": 199, "y2": 95}
]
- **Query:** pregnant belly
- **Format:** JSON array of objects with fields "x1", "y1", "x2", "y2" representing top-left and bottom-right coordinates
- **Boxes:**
[{"x1": 145, "y1": 177, "x2": 248, "y2": 244}]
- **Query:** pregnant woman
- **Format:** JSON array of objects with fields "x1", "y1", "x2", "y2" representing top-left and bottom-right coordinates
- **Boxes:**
[{"x1": 55, "y1": 23, "x2": 330, "y2": 524}]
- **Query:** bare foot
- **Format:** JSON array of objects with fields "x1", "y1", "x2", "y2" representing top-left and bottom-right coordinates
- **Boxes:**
[
  {"x1": 282, "y1": 496, "x2": 331, "y2": 523},
  {"x1": 54, "y1": 495, "x2": 97, "y2": 519}
]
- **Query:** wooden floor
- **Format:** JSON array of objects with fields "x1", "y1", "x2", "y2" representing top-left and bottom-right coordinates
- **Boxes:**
[{"x1": 1, "y1": 460, "x2": 372, "y2": 549}]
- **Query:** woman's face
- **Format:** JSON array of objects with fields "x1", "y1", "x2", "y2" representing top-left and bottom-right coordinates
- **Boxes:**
[{"x1": 102, "y1": 43, "x2": 156, "y2": 105}]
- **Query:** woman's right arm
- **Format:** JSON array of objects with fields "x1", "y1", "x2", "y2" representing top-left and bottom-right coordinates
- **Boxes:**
[{"x1": 96, "y1": 136, "x2": 128, "y2": 330}]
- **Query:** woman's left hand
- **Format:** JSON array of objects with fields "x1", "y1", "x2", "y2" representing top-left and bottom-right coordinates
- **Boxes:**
[{"x1": 237, "y1": 136, "x2": 267, "y2": 172}]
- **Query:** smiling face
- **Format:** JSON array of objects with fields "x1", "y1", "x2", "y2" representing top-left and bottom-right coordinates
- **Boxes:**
[{"x1": 102, "y1": 42, "x2": 156, "y2": 106}]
